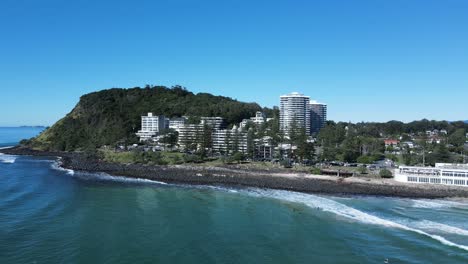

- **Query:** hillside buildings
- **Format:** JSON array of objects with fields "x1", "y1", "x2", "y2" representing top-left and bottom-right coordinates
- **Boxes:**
[
  {"x1": 280, "y1": 92, "x2": 327, "y2": 136},
  {"x1": 212, "y1": 126, "x2": 248, "y2": 154},
  {"x1": 177, "y1": 124, "x2": 204, "y2": 149},
  {"x1": 240, "y1": 111, "x2": 267, "y2": 128},
  {"x1": 136, "y1": 113, "x2": 168, "y2": 141},
  {"x1": 200, "y1": 117, "x2": 226, "y2": 130},
  {"x1": 136, "y1": 91, "x2": 328, "y2": 157},
  {"x1": 395, "y1": 163, "x2": 468, "y2": 187},
  {"x1": 168, "y1": 117, "x2": 187, "y2": 130}
]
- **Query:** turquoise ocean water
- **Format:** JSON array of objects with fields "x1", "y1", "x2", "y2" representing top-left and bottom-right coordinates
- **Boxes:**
[{"x1": 1, "y1": 127, "x2": 468, "y2": 263}]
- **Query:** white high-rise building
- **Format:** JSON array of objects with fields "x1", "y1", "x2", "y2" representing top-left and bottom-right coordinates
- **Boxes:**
[
  {"x1": 280, "y1": 92, "x2": 311, "y2": 135},
  {"x1": 310, "y1": 101, "x2": 327, "y2": 134},
  {"x1": 136, "y1": 113, "x2": 167, "y2": 141}
]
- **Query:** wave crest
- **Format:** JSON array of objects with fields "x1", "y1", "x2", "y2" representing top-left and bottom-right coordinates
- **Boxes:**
[
  {"x1": 0, "y1": 153, "x2": 17, "y2": 164},
  {"x1": 244, "y1": 189, "x2": 468, "y2": 252}
]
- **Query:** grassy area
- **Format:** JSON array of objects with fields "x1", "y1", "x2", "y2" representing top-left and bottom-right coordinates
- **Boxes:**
[
  {"x1": 99, "y1": 150, "x2": 385, "y2": 178},
  {"x1": 101, "y1": 149, "x2": 185, "y2": 165}
]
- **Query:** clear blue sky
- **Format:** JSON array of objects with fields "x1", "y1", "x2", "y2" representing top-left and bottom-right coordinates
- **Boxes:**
[{"x1": 1, "y1": 0, "x2": 467, "y2": 126}]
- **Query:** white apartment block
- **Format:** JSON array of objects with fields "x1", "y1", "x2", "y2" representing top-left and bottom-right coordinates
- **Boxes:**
[
  {"x1": 280, "y1": 92, "x2": 311, "y2": 135},
  {"x1": 177, "y1": 124, "x2": 204, "y2": 150},
  {"x1": 168, "y1": 117, "x2": 187, "y2": 131},
  {"x1": 212, "y1": 126, "x2": 248, "y2": 154},
  {"x1": 201, "y1": 117, "x2": 225, "y2": 130},
  {"x1": 240, "y1": 111, "x2": 267, "y2": 128},
  {"x1": 136, "y1": 113, "x2": 167, "y2": 141}
]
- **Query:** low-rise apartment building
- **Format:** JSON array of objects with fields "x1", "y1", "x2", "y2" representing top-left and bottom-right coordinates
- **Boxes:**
[{"x1": 395, "y1": 163, "x2": 468, "y2": 187}]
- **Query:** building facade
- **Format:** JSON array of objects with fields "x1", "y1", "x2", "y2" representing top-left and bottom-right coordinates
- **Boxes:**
[
  {"x1": 136, "y1": 113, "x2": 167, "y2": 141},
  {"x1": 177, "y1": 124, "x2": 204, "y2": 150},
  {"x1": 200, "y1": 117, "x2": 226, "y2": 130},
  {"x1": 212, "y1": 127, "x2": 248, "y2": 154},
  {"x1": 240, "y1": 111, "x2": 267, "y2": 128},
  {"x1": 310, "y1": 101, "x2": 327, "y2": 134},
  {"x1": 168, "y1": 117, "x2": 187, "y2": 131},
  {"x1": 395, "y1": 163, "x2": 468, "y2": 187},
  {"x1": 280, "y1": 92, "x2": 311, "y2": 135}
]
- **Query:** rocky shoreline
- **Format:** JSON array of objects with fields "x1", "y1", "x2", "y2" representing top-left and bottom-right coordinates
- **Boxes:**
[{"x1": 3, "y1": 146, "x2": 468, "y2": 199}]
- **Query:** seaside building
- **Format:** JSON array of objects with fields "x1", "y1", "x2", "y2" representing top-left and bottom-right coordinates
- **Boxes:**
[
  {"x1": 253, "y1": 136, "x2": 274, "y2": 160},
  {"x1": 177, "y1": 124, "x2": 204, "y2": 150},
  {"x1": 136, "y1": 113, "x2": 167, "y2": 141},
  {"x1": 168, "y1": 117, "x2": 187, "y2": 132},
  {"x1": 212, "y1": 126, "x2": 248, "y2": 154},
  {"x1": 251, "y1": 111, "x2": 267, "y2": 125},
  {"x1": 240, "y1": 111, "x2": 267, "y2": 128},
  {"x1": 384, "y1": 139, "x2": 400, "y2": 148},
  {"x1": 395, "y1": 163, "x2": 468, "y2": 187},
  {"x1": 310, "y1": 101, "x2": 327, "y2": 134},
  {"x1": 280, "y1": 92, "x2": 311, "y2": 135},
  {"x1": 201, "y1": 117, "x2": 226, "y2": 130}
]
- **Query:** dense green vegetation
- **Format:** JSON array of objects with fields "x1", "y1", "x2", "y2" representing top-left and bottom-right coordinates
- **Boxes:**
[
  {"x1": 24, "y1": 85, "x2": 269, "y2": 151},
  {"x1": 317, "y1": 120, "x2": 468, "y2": 166}
]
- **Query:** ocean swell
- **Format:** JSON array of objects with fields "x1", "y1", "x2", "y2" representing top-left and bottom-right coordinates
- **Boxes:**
[{"x1": 243, "y1": 189, "x2": 468, "y2": 252}]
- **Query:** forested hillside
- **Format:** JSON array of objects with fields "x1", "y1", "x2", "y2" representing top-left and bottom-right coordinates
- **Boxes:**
[{"x1": 24, "y1": 86, "x2": 268, "y2": 151}]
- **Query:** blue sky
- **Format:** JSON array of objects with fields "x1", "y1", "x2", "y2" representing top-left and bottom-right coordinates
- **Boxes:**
[{"x1": 0, "y1": 0, "x2": 467, "y2": 126}]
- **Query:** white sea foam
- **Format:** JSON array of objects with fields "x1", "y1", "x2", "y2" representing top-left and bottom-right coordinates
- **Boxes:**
[
  {"x1": 49, "y1": 160, "x2": 168, "y2": 185},
  {"x1": 411, "y1": 199, "x2": 468, "y2": 209},
  {"x1": 50, "y1": 161, "x2": 74, "y2": 175},
  {"x1": 72, "y1": 171, "x2": 169, "y2": 185},
  {"x1": 0, "y1": 153, "x2": 17, "y2": 164},
  {"x1": 0, "y1": 146, "x2": 14, "y2": 150},
  {"x1": 242, "y1": 189, "x2": 468, "y2": 252},
  {"x1": 412, "y1": 220, "x2": 468, "y2": 237}
]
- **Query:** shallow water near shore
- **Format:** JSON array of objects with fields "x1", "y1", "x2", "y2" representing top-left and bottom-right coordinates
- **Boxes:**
[{"x1": 2, "y1": 128, "x2": 468, "y2": 263}]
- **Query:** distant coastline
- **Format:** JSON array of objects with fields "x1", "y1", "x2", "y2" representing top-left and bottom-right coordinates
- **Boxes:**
[
  {"x1": 3, "y1": 146, "x2": 468, "y2": 199},
  {"x1": 0, "y1": 126, "x2": 46, "y2": 128}
]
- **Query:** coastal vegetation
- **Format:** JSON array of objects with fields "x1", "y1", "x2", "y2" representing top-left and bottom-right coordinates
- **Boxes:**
[
  {"x1": 317, "y1": 120, "x2": 468, "y2": 166},
  {"x1": 23, "y1": 86, "x2": 269, "y2": 151}
]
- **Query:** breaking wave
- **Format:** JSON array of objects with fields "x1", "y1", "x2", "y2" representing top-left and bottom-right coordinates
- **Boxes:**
[
  {"x1": 410, "y1": 199, "x2": 468, "y2": 209},
  {"x1": 50, "y1": 161, "x2": 74, "y2": 175},
  {"x1": 242, "y1": 188, "x2": 468, "y2": 252},
  {"x1": 0, "y1": 146, "x2": 14, "y2": 150},
  {"x1": 0, "y1": 153, "x2": 17, "y2": 164},
  {"x1": 49, "y1": 160, "x2": 168, "y2": 185},
  {"x1": 412, "y1": 220, "x2": 468, "y2": 237}
]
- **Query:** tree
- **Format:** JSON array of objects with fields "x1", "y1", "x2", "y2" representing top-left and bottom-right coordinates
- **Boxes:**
[
  {"x1": 429, "y1": 144, "x2": 452, "y2": 165},
  {"x1": 225, "y1": 130, "x2": 232, "y2": 154},
  {"x1": 288, "y1": 116, "x2": 299, "y2": 144},
  {"x1": 231, "y1": 152, "x2": 244, "y2": 164},
  {"x1": 295, "y1": 127, "x2": 314, "y2": 162},
  {"x1": 159, "y1": 129, "x2": 178, "y2": 149},
  {"x1": 199, "y1": 124, "x2": 213, "y2": 158},
  {"x1": 449, "y1": 128, "x2": 466, "y2": 148},
  {"x1": 246, "y1": 129, "x2": 256, "y2": 159},
  {"x1": 379, "y1": 169, "x2": 393, "y2": 178}
]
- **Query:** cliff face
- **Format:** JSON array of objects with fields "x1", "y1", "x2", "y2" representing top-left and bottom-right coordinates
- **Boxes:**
[{"x1": 27, "y1": 86, "x2": 266, "y2": 151}]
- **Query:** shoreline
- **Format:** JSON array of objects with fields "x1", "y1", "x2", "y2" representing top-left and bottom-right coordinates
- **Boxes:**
[{"x1": 3, "y1": 146, "x2": 468, "y2": 199}]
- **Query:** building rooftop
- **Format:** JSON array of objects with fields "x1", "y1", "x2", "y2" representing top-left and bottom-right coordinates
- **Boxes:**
[
  {"x1": 280, "y1": 92, "x2": 309, "y2": 98},
  {"x1": 310, "y1": 100, "x2": 327, "y2": 105}
]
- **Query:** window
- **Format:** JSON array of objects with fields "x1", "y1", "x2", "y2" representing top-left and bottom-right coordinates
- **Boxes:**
[
  {"x1": 430, "y1": 178, "x2": 441, "y2": 184},
  {"x1": 454, "y1": 180, "x2": 465, "y2": 186},
  {"x1": 408, "y1": 176, "x2": 418, "y2": 182}
]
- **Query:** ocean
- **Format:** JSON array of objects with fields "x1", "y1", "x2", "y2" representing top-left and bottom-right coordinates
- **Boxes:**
[{"x1": 1, "y1": 127, "x2": 468, "y2": 263}]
